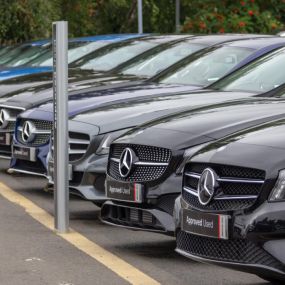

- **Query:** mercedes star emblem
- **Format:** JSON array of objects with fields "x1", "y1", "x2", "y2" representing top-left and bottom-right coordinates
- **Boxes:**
[
  {"x1": 0, "y1": 109, "x2": 10, "y2": 129},
  {"x1": 197, "y1": 168, "x2": 218, "y2": 205},
  {"x1": 21, "y1": 121, "x2": 36, "y2": 143},
  {"x1": 119, "y1": 148, "x2": 135, "y2": 178}
]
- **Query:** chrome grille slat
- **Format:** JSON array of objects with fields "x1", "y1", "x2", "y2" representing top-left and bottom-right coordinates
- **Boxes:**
[
  {"x1": 68, "y1": 132, "x2": 90, "y2": 162},
  {"x1": 51, "y1": 130, "x2": 90, "y2": 162},
  {"x1": 185, "y1": 171, "x2": 264, "y2": 184},
  {"x1": 183, "y1": 186, "x2": 257, "y2": 200}
]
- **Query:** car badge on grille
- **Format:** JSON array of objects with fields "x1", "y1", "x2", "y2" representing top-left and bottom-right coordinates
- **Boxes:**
[
  {"x1": 0, "y1": 109, "x2": 10, "y2": 129},
  {"x1": 21, "y1": 121, "x2": 36, "y2": 143},
  {"x1": 119, "y1": 148, "x2": 136, "y2": 178},
  {"x1": 197, "y1": 168, "x2": 218, "y2": 205}
]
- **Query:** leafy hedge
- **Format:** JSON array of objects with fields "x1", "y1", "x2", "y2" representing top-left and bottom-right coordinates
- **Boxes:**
[{"x1": 0, "y1": 0, "x2": 284, "y2": 44}]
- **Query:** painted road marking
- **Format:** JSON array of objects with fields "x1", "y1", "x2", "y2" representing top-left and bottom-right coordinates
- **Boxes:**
[{"x1": 0, "y1": 182, "x2": 160, "y2": 285}]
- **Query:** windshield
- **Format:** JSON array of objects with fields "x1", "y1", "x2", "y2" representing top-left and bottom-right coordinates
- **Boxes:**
[
  {"x1": 159, "y1": 46, "x2": 254, "y2": 86},
  {"x1": 78, "y1": 41, "x2": 158, "y2": 71},
  {"x1": 0, "y1": 45, "x2": 45, "y2": 65},
  {"x1": 120, "y1": 42, "x2": 206, "y2": 77},
  {"x1": 30, "y1": 41, "x2": 108, "y2": 67},
  {"x1": 0, "y1": 46, "x2": 13, "y2": 58},
  {"x1": 5, "y1": 45, "x2": 50, "y2": 67},
  {"x1": 211, "y1": 48, "x2": 285, "y2": 93}
]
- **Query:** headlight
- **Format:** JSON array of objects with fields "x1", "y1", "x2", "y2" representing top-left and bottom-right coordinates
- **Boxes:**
[
  {"x1": 176, "y1": 142, "x2": 210, "y2": 174},
  {"x1": 269, "y1": 170, "x2": 285, "y2": 201},
  {"x1": 96, "y1": 129, "x2": 131, "y2": 155}
]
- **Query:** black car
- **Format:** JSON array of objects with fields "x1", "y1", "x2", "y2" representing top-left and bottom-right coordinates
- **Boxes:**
[
  {"x1": 101, "y1": 91, "x2": 285, "y2": 235},
  {"x1": 1, "y1": 36, "x2": 280, "y2": 160},
  {"x1": 175, "y1": 118, "x2": 285, "y2": 283},
  {"x1": 12, "y1": 44, "x2": 285, "y2": 202}
]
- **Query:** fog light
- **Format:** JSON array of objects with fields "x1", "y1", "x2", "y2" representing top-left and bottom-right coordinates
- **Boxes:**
[{"x1": 269, "y1": 170, "x2": 285, "y2": 201}]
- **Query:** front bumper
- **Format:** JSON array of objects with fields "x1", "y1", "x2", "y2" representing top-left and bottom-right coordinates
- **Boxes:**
[
  {"x1": 0, "y1": 130, "x2": 13, "y2": 159},
  {"x1": 47, "y1": 153, "x2": 108, "y2": 202},
  {"x1": 176, "y1": 197, "x2": 285, "y2": 281},
  {"x1": 10, "y1": 140, "x2": 49, "y2": 177}
]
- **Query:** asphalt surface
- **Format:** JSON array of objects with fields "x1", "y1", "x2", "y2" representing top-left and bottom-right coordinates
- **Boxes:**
[{"x1": 0, "y1": 159, "x2": 270, "y2": 285}]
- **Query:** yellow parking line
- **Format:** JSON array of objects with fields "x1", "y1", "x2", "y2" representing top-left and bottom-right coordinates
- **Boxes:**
[{"x1": 0, "y1": 182, "x2": 160, "y2": 285}]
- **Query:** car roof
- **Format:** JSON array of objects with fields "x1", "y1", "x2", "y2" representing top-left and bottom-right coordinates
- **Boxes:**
[
  {"x1": 223, "y1": 36, "x2": 285, "y2": 49},
  {"x1": 180, "y1": 34, "x2": 273, "y2": 46},
  {"x1": 69, "y1": 33, "x2": 148, "y2": 43}
]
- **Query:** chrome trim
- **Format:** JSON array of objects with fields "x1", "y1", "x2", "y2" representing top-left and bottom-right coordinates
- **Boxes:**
[
  {"x1": 183, "y1": 187, "x2": 257, "y2": 200},
  {"x1": 217, "y1": 177, "x2": 264, "y2": 184},
  {"x1": 185, "y1": 172, "x2": 201, "y2": 179},
  {"x1": 69, "y1": 149, "x2": 86, "y2": 154},
  {"x1": 0, "y1": 155, "x2": 11, "y2": 160},
  {"x1": 18, "y1": 126, "x2": 51, "y2": 135},
  {"x1": 215, "y1": 195, "x2": 258, "y2": 200},
  {"x1": 110, "y1": 157, "x2": 168, "y2": 166},
  {"x1": 0, "y1": 104, "x2": 26, "y2": 111},
  {"x1": 8, "y1": 168, "x2": 46, "y2": 177},
  {"x1": 183, "y1": 186, "x2": 198, "y2": 197},
  {"x1": 68, "y1": 138, "x2": 89, "y2": 144},
  {"x1": 184, "y1": 171, "x2": 264, "y2": 184},
  {"x1": 135, "y1": 161, "x2": 169, "y2": 166},
  {"x1": 35, "y1": 130, "x2": 51, "y2": 135}
]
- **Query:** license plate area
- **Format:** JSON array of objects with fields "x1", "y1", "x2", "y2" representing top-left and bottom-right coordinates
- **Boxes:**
[
  {"x1": 106, "y1": 179, "x2": 144, "y2": 203},
  {"x1": 182, "y1": 209, "x2": 229, "y2": 240},
  {"x1": 48, "y1": 160, "x2": 73, "y2": 181},
  {"x1": 12, "y1": 145, "x2": 37, "y2": 162},
  {"x1": 0, "y1": 133, "x2": 11, "y2": 145}
]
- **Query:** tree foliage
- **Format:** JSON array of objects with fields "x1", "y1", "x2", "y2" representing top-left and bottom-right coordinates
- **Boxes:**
[{"x1": 0, "y1": 0, "x2": 284, "y2": 44}]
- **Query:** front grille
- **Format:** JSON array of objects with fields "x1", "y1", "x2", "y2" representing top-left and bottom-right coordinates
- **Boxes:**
[
  {"x1": 157, "y1": 194, "x2": 178, "y2": 215},
  {"x1": 16, "y1": 119, "x2": 52, "y2": 146},
  {"x1": 177, "y1": 231, "x2": 284, "y2": 271},
  {"x1": 0, "y1": 107, "x2": 22, "y2": 132},
  {"x1": 51, "y1": 131, "x2": 90, "y2": 162},
  {"x1": 68, "y1": 132, "x2": 90, "y2": 162},
  {"x1": 108, "y1": 143, "x2": 171, "y2": 182},
  {"x1": 183, "y1": 163, "x2": 265, "y2": 211}
]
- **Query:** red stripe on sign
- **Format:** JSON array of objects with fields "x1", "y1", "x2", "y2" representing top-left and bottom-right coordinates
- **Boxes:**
[
  {"x1": 218, "y1": 215, "x2": 221, "y2": 239},
  {"x1": 134, "y1": 184, "x2": 136, "y2": 202}
]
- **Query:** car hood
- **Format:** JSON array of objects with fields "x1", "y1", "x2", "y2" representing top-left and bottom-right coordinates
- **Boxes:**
[
  {"x1": 0, "y1": 72, "x2": 145, "y2": 109},
  {"x1": 22, "y1": 89, "x2": 256, "y2": 135},
  {"x1": 190, "y1": 119, "x2": 285, "y2": 176},
  {"x1": 114, "y1": 99, "x2": 285, "y2": 150},
  {"x1": 0, "y1": 68, "x2": 117, "y2": 98},
  {"x1": 0, "y1": 68, "x2": 89, "y2": 97},
  {"x1": 26, "y1": 83, "x2": 203, "y2": 115}
]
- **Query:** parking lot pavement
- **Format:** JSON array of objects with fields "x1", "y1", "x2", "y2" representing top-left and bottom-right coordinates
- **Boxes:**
[{"x1": 0, "y1": 159, "x2": 269, "y2": 285}]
